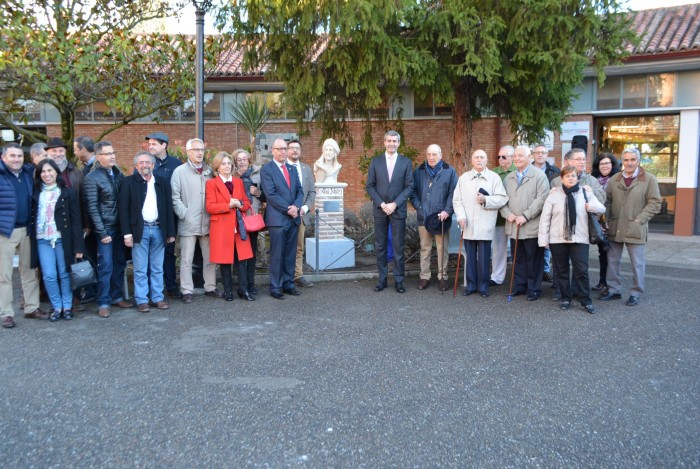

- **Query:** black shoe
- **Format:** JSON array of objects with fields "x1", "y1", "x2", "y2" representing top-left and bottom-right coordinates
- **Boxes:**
[
  {"x1": 80, "y1": 293, "x2": 97, "y2": 304},
  {"x1": 625, "y1": 295, "x2": 639, "y2": 306},
  {"x1": 49, "y1": 310, "x2": 62, "y2": 322},
  {"x1": 584, "y1": 303, "x2": 596, "y2": 314},
  {"x1": 591, "y1": 282, "x2": 607, "y2": 292},
  {"x1": 509, "y1": 290, "x2": 526, "y2": 297},
  {"x1": 167, "y1": 288, "x2": 183, "y2": 299},
  {"x1": 238, "y1": 290, "x2": 255, "y2": 301},
  {"x1": 560, "y1": 301, "x2": 571, "y2": 310},
  {"x1": 599, "y1": 292, "x2": 622, "y2": 301},
  {"x1": 224, "y1": 291, "x2": 234, "y2": 301},
  {"x1": 480, "y1": 292, "x2": 489, "y2": 298},
  {"x1": 270, "y1": 291, "x2": 285, "y2": 300},
  {"x1": 488, "y1": 280, "x2": 502, "y2": 287},
  {"x1": 543, "y1": 272, "x2": 553, "y2": 283},
  {"x1": 250, "y1": 286, "x2": 259, "y2": 295},
  {"x1": 63, "y1": 309, "x2": 74, "y2": 320},
  {"x1": 462, "y1": 289, "x2": 475, "y2": 296},
  {"x1": 373, "y1": 282, "x2": 387, "y2": 292},
  {"x1": 395, "y1": 282, "x2": 405, "y2": 293},
  {"x1": 283, "y1": 287, "x2": 302, "y2": 296},
  {"x1": 526, "y1": 293, "x2": 540, "y2": 301}
]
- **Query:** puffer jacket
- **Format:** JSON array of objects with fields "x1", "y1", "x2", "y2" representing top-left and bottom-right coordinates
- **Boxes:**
[
  {"x1": 538, "y1": 186, "x2": 605, "y2": 246},
  {"x1": 500, "y1": 165, "x2": 550, "y2": 240},
  {"x1": 84, "y1": 163, "x2": 125, "y2": 239},
  {"x1": 171, "y1": 161, "x2": 213, "y2": 236},
  {"x1": 0, "y1": 160, "x2": 34, "y2": 237},
  {"x1": 605, "y1": 167, "x2": 661, "y2": 245}
]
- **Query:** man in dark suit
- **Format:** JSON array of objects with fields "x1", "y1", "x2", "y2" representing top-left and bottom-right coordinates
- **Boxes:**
[
  {"x1": 366, "y1": 130, "x2": 414, "y2": 293},
  {"x1": 260, "y1": 138, "x2": 304, "y2": 300},
  {"x1": 286, "y1": 139, "x2": 316, "y2": 288}
]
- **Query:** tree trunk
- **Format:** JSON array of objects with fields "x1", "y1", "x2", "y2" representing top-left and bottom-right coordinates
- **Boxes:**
[
  {"x1": 60, "y1": 108, "x2": 76, "y2": 163},
  {"x1": 452, "y1": 79, "x2": 473, "y2": 174}
]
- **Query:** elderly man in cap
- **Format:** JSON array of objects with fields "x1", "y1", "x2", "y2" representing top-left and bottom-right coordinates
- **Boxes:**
[
  {"x1": 409, "y1": 144, "x2": 457, "y2": 291},
  {"x1": 453, "y1": 149, "x2": 508, "y2": 297},
  {"x1": 146, "y1": 131, "x2": 183, "y2": 299}
]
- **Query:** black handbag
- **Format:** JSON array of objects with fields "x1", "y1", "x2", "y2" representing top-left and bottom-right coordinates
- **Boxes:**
[
  {"x1": 70, "y1": 258, "x2": 97, "y2": 290},
  {"x1": 582, "y1": 190, "x2": 608, "y2": 248}
]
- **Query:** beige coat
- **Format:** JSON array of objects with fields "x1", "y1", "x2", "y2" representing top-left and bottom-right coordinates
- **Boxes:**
[
  {"x1": 538, "y1": 186, "x2": 605, "y2": 247},
  {"x1": 171, "y1": 162, "x2": 214, "y2": 236},
  {"x1": 452, "y1": 168, "x2": 508, "y2": 240},
  {"x1": 605, "y1": 167, "x2": 661, "y2": 244},
  {"x1": 500, "y1": 165, "x2": 550, "y2": 240}
]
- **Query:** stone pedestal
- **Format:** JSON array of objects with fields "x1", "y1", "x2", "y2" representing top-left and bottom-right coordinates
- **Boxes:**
[{"x1": 306, "y1": 182, "x2": 356, "y2": 269}]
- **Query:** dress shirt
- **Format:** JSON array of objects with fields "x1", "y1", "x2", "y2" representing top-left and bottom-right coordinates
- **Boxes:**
[{"x1": 142, "y1": 175, "x2": 158, "y2": 222}]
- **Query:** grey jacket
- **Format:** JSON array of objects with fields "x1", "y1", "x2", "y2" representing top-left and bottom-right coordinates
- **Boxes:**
[
  {"x1": 171, "y1": 162, "x2": 213, "y2": 236},
  {"x1": 538, "y1": 186, "x2": 605, "y2": 246},
  {"x1": 551, "y1": 172, "x2": 606, "y2": 204}
]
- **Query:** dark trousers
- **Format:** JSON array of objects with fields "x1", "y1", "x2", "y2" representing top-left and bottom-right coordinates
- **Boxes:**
[
  {"x1": 465, "y1": 239, "x2": 491, "y2": 294},
  {"x1": 220, "y1": 250, "x2": 248, "y2": 294},
  {"x1": 374, "y1": 215, "x2": 406, "y2": 284},
  {"x1": 246, "y1": 231, "x2": 258, "y2": 289},
  {"x1": 550, "y1": 243, "x2": 591, "y2": 305},
  {"x1": 268, "y1": 221, "x2": 299, "y2": 293},
  {"x1": 163, "y1": 240, "x2": 177, "y2": 292},
  {"x1": 82, "y1": 230, "x2": 98, "y2": 298},
  {"x1": 511, "y1": 237, "x2": 544, "y2": 296},
  {"x1": 597, "y1": 243, "x2": 608, "y2": 286}
]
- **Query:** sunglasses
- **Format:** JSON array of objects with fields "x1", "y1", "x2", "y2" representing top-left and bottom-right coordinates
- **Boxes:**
[{"x1": 498, "y1": 155, "x2": 509, "y2": 159}]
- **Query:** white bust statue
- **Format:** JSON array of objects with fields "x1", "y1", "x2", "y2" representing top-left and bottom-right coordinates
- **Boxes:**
[{"x1": 314, "y1": 138, "x2": 342, "y2": 184}]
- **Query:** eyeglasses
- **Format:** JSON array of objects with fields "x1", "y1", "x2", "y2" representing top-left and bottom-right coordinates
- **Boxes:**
[
  {"x1": 288, "y1": 146, "x2": 301, "y2": 151},
  {"x1": 498, "y1": 155, "x2": 510, "y2": 159},
  {"x1": 532, "y1": 151, "x2": 546, "y2": 155},
  {"x1": 188, "y1": 148, "x2": 205, "y2": 152},
  {"x1": 272, "y1": 147, "x2": 287, "y2": 151},
  {"x1": 98, "y1": 151, "x2": 116, "y2": 157},
  {"x1": 599, "y1": 161, "x2": 612, "y2": 165}
]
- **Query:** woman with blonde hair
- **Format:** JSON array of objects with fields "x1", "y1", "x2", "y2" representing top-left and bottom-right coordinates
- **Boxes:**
[{"x1": 205, "y1": 152, "x2": 255, "y2": 301}]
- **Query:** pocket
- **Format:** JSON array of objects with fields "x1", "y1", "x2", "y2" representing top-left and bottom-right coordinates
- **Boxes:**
[{"x1": 625, "y1": 218, "x2": 644, "y2": 240}]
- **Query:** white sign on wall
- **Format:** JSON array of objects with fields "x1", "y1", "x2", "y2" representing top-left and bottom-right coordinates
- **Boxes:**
[{"x1": 560, "y1": 121, "x2": 590, "y2": 142}]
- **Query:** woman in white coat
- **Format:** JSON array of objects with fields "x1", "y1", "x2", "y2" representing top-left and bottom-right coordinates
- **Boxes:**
[
  {"x1": 453, "y1": 150, "x2": 508, "y2": 297},
  {"x1": 539, "y1": 165, "x2": 605, "y2": 313}
]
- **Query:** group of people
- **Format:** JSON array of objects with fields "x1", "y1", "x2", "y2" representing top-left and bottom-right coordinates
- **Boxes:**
[
  {"x1": 0, "y1": 133, "x2": 317, "y2": 328},
  {"x1": 367, "y1": 131, "x2": 661, "y2": 314}
]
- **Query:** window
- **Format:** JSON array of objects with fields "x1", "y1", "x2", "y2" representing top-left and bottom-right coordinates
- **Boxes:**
[
  {"x1": 597, "y1": 76, "x2": 621, "y2": 110},
  {"x1": 622, "y1": 75, "x2": 646, "y2": 109},
  {"x1": 648, "y1": 73, "x2": 675, "y2": 108},
  {"x1": 414, "y1": 93, "x2": 452, "y2": 117},
  {"x1": 597, "y1": 74, "x2": 677, "y2": 111}
]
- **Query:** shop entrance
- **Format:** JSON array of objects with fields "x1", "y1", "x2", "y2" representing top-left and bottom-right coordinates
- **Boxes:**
[{"x1": 596, "y1": 114, "x2": 679, "y2": 233}]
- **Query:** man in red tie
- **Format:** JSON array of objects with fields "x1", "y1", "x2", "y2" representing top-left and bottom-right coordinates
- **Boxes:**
[{"x1": 260, "y1": 139, "x2": 304, "y2": 299}]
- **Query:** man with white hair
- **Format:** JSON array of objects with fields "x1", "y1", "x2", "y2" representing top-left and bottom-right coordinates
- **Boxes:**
[
  {"x1": 490, "y1": 145, "x2": 515, "y2": 286},
  {"x1": 171, "y1": 138, "x2": 222, "y2": 303},
  {"x1": 409, "y1": 144, "x2": 457, "y2": 291},
  {"x1": 599, "y1": 148, "x2": 661, "y2": 306},
  {"x1": 500, "y1": 145, "x2": 550, "y2": 301}
]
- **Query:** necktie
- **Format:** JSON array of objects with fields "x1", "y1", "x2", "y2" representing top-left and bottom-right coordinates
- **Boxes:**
[
  {"x1": 517, "y1": 172, "x2": 523, "y2": 185},
  {"x1": 387, "y1": 157, "x2": 395, "y2": 182},
  {"x1": 476, "y1": 172, "x2": 482, "y2": 179},
  {"x1": 281, "y1": 164, "x2": 291, "y2": 188}
]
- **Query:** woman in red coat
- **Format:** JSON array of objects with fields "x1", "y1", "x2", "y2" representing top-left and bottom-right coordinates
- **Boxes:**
[{"x1": 206, "y1": 152, "x2": 255, "y2": 301}]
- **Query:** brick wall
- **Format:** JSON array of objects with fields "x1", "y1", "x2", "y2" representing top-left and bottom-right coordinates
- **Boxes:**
[{"x1": 54, "y1": 115, "x2": 594, "y2": 213}]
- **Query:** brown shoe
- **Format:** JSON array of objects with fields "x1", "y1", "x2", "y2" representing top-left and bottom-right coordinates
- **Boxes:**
[
  {"x1": 417, "y1": 279, "x2": 429, "y2": 290},
  {"x1": 72, "y1": 297, "x2": 86, "y2": 312},
  {"x1": 439, "y1": 279, "x2": 449, "y2": 292},
  {"x1": 155, "y1": 301, "x2": 169, "y2": 310},
  {"x1": 98, "y1": 307, "x2": 111, "y2": 318},
  {"x1": 2, "y1": 316, "x2": 16, "y2": 328},
  {"x1": 182, "y1": 293, "x2": 193, "y2": 304},
  {"x1": 24, "y1": 308, "x2": 49, "y2": 320},
  {"x1": 114, "y1": 300, "x2": 134, "y2": 309},
  {"x1": 295, "y1": 277, "x2": 314, "y2": 288},
  {"x1": 204, "y1": 289, "x2": 224, "y2": 298},
  {"x1": 137, "y1": 303, "x2": 150, "y2": 313}
]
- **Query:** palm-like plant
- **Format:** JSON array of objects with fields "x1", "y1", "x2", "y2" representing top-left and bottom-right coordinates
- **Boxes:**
[{"x1": 229, "y1": 96, "x2": 271, "y2": 163}]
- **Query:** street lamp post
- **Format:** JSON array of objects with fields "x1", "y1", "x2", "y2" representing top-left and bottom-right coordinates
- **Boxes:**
[{"x1": 192, "y1": 0, "x2": 212, "y2": 140}]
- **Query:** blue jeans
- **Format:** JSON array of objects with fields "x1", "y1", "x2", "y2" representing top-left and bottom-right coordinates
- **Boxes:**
[
  {"x1": 96, "y1": 230, "x2": 126, "y2": 308},
  {"x1": 131, "y1": 225, "x2": 165, "y2": 305},
  {"x1": 37, "y1": 238, "x2": 72, "y2": 311}
]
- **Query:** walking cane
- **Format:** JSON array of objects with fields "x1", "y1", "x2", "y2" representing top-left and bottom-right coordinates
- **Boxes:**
[
  {"x1": 453, "y1": 225, "x2": 464, "y2": 298},
  {"x1": 507, "y1": 223, "x2": 520, "y2": 302},
  {"x1": 441, "y1": 218, "x2": 446, "y2": 295}
]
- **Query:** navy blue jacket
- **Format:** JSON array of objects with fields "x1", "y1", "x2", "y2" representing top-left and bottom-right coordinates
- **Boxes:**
[
  {"x1": 0, "y1": 160, "x2": 34, "y2": 237},
  {"x1": 409, "y1": 161, "x2": 458, "y2": 225},
  {"x1": 152, "y1": 154, "x2": 182, "y2": 183}
]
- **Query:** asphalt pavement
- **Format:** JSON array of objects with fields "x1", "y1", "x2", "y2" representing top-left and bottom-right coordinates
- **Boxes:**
[{"x1": 2, "y1": 236, "x2": 699, "y2": 467}]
